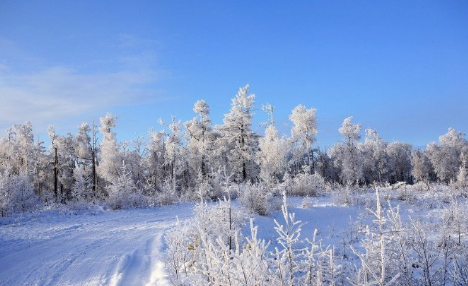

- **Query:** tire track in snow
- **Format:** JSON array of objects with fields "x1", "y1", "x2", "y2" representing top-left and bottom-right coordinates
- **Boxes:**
[{"x1": 0, "y1": 205, "x2": 193, "y2": 286}]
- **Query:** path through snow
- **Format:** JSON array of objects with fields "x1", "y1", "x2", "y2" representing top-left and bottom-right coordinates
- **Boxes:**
[{"x1": 0, "y1": 204, "x2": 193, "y2": 286}]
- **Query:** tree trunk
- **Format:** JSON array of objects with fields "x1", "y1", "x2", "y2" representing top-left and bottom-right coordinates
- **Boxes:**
[{"x1": 54, "y1": 147, "x2": 58, "y2": 203}]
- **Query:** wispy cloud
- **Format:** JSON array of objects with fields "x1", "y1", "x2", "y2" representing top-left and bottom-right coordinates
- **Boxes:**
[
  {"x1": 0, "y1": 65, "x2": 160, "y2": 129},
  {"x1": 0, "y1": 37, "x2": 166, "y2": 133}
]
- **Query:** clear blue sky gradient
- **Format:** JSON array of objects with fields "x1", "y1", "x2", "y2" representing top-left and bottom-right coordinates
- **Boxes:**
[{"x1": 0, "y1": 0, "x2": 467, "y2": 148}]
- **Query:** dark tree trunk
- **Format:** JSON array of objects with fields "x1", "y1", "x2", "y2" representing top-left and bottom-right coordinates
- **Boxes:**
[{"x1": 54, "y1": 147, "x2": 58, "y2": 203}]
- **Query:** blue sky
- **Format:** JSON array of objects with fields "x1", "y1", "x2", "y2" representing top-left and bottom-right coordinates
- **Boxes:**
[{"x1": 0, "y1": 0, "x2": 467, "y2": 147}]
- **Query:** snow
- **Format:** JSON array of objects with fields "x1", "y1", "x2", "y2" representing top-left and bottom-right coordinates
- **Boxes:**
[
  {"x1": 2, "y1": 192, "x2": 464, "y2": 285},
  {"x1": 246, "y1": 196, "x2": 361, "y2": 251},
  {"x1": 0, "y1": 204, "x2": 193, "y2": 286}
]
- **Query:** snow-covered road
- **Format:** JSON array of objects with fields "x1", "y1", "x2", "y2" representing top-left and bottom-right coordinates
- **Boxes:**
[{"x1": 0, "y1": 205, "x2": 193, "y2": 286}]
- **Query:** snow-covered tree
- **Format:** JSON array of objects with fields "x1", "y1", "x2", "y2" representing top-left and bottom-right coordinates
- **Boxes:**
[
  {"x1": 457, "y1": 150, "x2": 468, "y2": 187},
  {"x1": 0, "y1": 123, "x2": 46, "y2": 197},
  {"x1": 144, "y1": 129, "x2": 165, "y2": 194},
  {"x1": 106, "y1": 161, "x2": 145, "y2": 209},
  {"x1": 329, "y1": 116, "x2": 363, "y2": 185},
  {"x1": 163, "y1": 116, "x2": 184, "y2": 195},
  {"x1": 185, "y1": 100, "x2": 217, "y2": 183},
  {"x1": 411, "y1": 150, "x2": 433, "y2": 184},
  {"x1": 217, "y1": 85, "x2": 259, "y2": 182},
  {"x1": 257, "y1": 124, "x2": 288, "y2": 186},
  {"x1": 289, "y1": 104, "x2": 318, "y2": 173},
  {"x1": 0, "y1": 123, "x2": 40, "y2": 177},
  {"x1": 360, "y1": 128, "x2": 389, "y2": 184},
  {"x1": 97, "y1": 113, "x2": 121, "y2": 188},
  {"x1": 71, "y1": 163, "x2": 92, "y2": 203},
  {"x1": 121, "y1": 136, "x2": 145, "y2": 192},
  {"x1": 257, "y1": 104, "x2": 288, "y2": 186},
  {"x1": 387, "y1": 142, "x2": 412, "y2": 184},
  {"x1": 427, "y1": 128, "x2": 467, "y2": 183},
  {"x1": 75, "y1": 122, "x2": 99, "y2": 198}
]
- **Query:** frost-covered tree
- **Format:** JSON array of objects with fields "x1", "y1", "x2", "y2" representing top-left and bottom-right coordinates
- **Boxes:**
[
  {"x1": 97, "y1": 113, "x2": 121, "y2": 189},
  {"x1": 48, "y1": 126, "x2": 77, "y2": 202},
  {"x1": 386, "y1": 142, "x2": 412, "y2": 184},
  {"x1": 0, "y1": 123, "x2": 46, "y2": 197},
  {"x1": 258, "y1": 124, "x2": 288, "y2": 186},
  {"x1": 185, "y1": 100, "x2": 217, "y2": 183},
  {"x1": 315, "y1": 148, "x2": 337, "y2": 182},
  {"x1": 144, "y1": 129, "x2": 165, "y2": 194},
  {"x1": 75, "y1": 122, "x2": 99, "y2": 198},
  {"x1": 163, "y1": 116, "x2": 184, "y2": 195},
  {"x1": 0, "y1": 123, "x2": 42, "y2": 179},
  {"x1": 106, "y1": 161, "x2": 145, "y2": 209},
  {"x1": 427, "y1": 128, "x2": 467, "y2": 183},
  {"x1": 289, "y1": 104, "x2": 318, "y2": 173},
  {"x1": 257, "y1": 104, "x2": 288, "y2": 186},
  {"x1": 217, "y1": 85, "x2": 259, "y2": 182},
  {"x1": 71, "y1": 163, "x2": 92, "y2": 203},
  {"x1": 411, "y1": 150, "x2": 433, "y2": 184},
  {"x1": 360, "y1": 128, "x2": 389, "y2": 184},
  {"x1": 121, "y1": 136, "x2": 145, "y2": 191},
  {"x1": 457, "y1": 151, "x2": 468, "y2": 187},
  {"x1": 329, "y1": 116, "x2": 363, "y2": 185}
]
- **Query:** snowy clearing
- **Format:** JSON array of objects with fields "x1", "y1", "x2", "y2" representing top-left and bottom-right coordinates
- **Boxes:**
[{"x1": 0, "y1": 205, "x2": 193, "y2": 286}]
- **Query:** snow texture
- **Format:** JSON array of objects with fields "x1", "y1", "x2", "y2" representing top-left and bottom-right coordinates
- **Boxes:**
[{"x1": 0, "y1": 205, "x2": 193, "y2": 286}]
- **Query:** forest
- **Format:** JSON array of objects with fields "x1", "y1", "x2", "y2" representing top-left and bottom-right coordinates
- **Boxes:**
[{"x1": 0, "y1": 84, "x2": 467, "y2": 215}]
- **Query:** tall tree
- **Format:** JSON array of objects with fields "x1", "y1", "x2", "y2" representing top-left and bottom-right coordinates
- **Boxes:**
[
  {"x1": 386, "y1": 142, "x2": 412, "y2": 183},
  {"x1": 360, "y1": 128, "x2": 389, "y2": 184},
  {"x1": 217, "y1": 85, "x2": 259, "y2": 182},
  {"x1": 411, "y1": 149, "x2": 433, "y2": 184},
  {"x1": 289, "y1": 104, "x2": 317, "y2": 173},
  {"x1": 329, "y1": 116, "x2": 363, "y2": 185},
  {"x1": 427, "y1": 128, "x2": 467, "y2": 183},
  {"x1": 75, "y1": 122, "x2": 99, "y2": 198},
  {"x1": 257, "y1": 104, "x2": 288, "y2": 186},
  {"x1": 163, "y1": 116, "x2": 183, "y2": 194},
  {"x1": 185, "y1": 100, "x2": 216, "y2": 181},
  {"x1": 97, "y1": 113, "x2": 121, "y2": 190}
]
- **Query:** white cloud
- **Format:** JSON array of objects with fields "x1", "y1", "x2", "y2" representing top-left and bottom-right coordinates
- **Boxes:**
[{"x1": 0, "y1": 60, "x2": 163, "y2": 132}]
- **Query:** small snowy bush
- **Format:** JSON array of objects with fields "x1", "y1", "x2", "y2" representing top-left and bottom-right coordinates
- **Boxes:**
[
  {"x1": 106, "y1": 164, "x2": 146, "y2": 210},
  {"x1": 283, "y1": 171, "x2": 326, "y2": 197},
  {"x1": 0, "y1": 172, "x2": 39, "y2": 216},
  {"x1": 238, "y1": 183, "x2": 272, "y2": 216}
]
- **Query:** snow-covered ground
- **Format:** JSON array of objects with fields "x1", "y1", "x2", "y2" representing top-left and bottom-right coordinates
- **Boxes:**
[
  {"x1": 2, "y1": 192, "x2": 460, "y2": 286},
  {"x1": 0, "y1": 198, "x2": 361, "y2": 286},
  {"x1": 0, "y1": 204, "x2": 193, "y2": 286}
]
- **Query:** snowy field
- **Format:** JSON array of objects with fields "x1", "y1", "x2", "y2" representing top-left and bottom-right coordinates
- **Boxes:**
[
  {"x1": 0, "y1": 197, "x2": 361, "y2": 286},
  {"x1": 1, "y1": 191, "x2": 467, "y2": 286},
  {"x1": 0, "y1": 205, "x2": 193, "y2": 286}
]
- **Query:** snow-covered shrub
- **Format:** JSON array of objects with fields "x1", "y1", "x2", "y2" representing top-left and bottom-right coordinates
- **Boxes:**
[
  {"x1": 69, "y1": 164, "x2": 94, "y2": 209},
  {"x1": 407, "y1": 181, "x2": 430, "y2": 192},
  {"x1": 332, "y1": 186, "x2": 355, "y2": 206},
  {"x1": 0, "y1": 172, "x2": 39, "y2": 216},
  {"x1": 300, "y1": 196, "x2": 315, "y2": 208},
  {"x1": 238, "y1": 183, "x2": 272, "y2": 216},
  {"x1": 166, "y1": 193, "x2": 339, "y2": 285},
  {"x1": 165, "y1": 198, "x2": 247, "y2": 285},
  {"x1": 350, "y1": 189, "x2": 402, "y2": 286},
  {"x1": 106, "y1": 163, "x2": 146, "y2": 210},
  {"x1": 154, "y1": 179, "x2": 179, "y2": 206},
  {"x1": 283, "y1": 171, "x2": 326, "y2": 197}
]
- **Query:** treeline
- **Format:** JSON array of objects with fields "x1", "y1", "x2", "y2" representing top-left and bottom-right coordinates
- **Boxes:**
[{"x1": 1, "y1": 85, "x2": 467, "y2": 214}]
